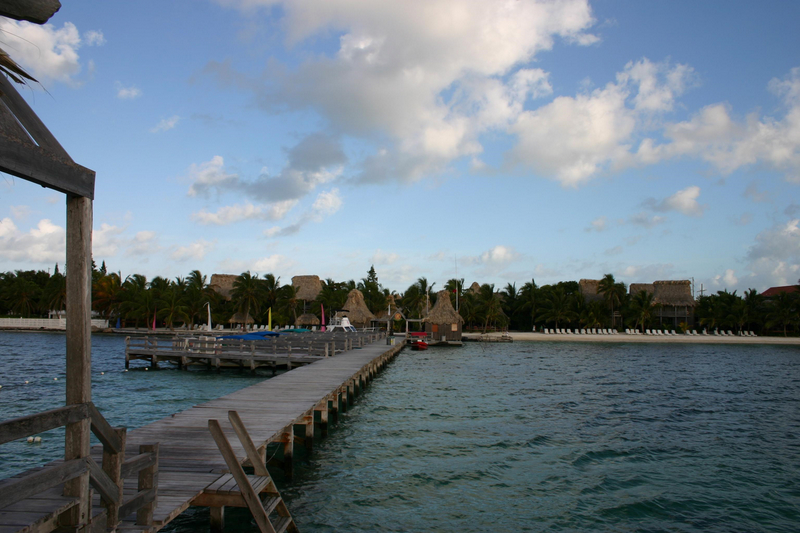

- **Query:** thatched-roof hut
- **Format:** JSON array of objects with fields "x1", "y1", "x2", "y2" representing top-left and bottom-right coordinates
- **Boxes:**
[
  {"x1": 292, "y1": 275, "x2": 322, "y2": 301},
  {"x1": 653, "y1": 280, "x2": 695, "y2": 307},
  {"x1": 296, "y1": 313, "x2": 321, "y2": 327},
  {"x1": 424, "y1": 290, "x2": 464, "y2": 342},
  {"x1": 469, "y1": 282, "x2": 481, "y2": 294},
  {"x1": 629, "y1": 283, "x2": 654, "y2": 297},
  {"x1": 227, "y1": 312, "x2": 254, "y2": 325},
  {"x1": 339, "y1": 289, "x2": 376, "y2": 328},
  {"x1": 210, "y1": 274, "x2": 237, "y2": 301},
  {"x1": 630, "y1": 280, "x2": 695, "y2": 328},
  {"x1": 579, "y1": 279, "x2": 603, "y2": 302}
]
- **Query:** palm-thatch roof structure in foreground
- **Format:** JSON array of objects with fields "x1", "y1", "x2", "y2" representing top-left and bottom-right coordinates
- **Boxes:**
[
  {"x1": 338, "y1": 289, "x2": 375, "y2": 328},
  {"x1": 292, "y1": 275, "x2": 322, "y2": 301},
  {"x1": 424, "y1": 290, "x2": 464, "y2": 342},
  {"x1": 296, "y1": 313, "x2": 320, "y2": 327}
]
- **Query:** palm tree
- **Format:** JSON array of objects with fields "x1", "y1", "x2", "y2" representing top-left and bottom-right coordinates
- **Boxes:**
[
  {"x1": 518, "y1": 279, "x2": 539, "y2": 331},
  {"x1": 477, "y1": 284, "x2": 506, "y2": 333},
  {"x1": 7, "y1": 275, "x2": 40, "y2": 317},
  {"x1": 629, "y1": 290, "x2": 658, "y2": 333},
  {"x1": 186, "y1": 270, "x2": 211, "y2": 327},
  {"x1": 231, "y1": 272, "x2": 263, "y2": 328},
  {"x1": 279, "y1": 284, "x2": 300, "y2": 325},
  {"x1": 93, "y1": 272, "x2": 122, "y2": 320},
  {"x1": 598, "y1": 274, "x2": 624, "y2": 329},
  {"x1": 42, "y1": 271, "x2": 66, "y2": 314},
  {"x1": 537, "y1": 287, "x2": 575, "y2": 329},
  {"x1": 766, "y1": 292, "x2": 798, "y2": 337},
  {"x1": 158, "y1": 281, "x2": 190, "y2": 330},
  {"x1": 121, "y1": 274, "x2": 152, "y2": 329},
  {"x1": 501, "y1": 282, "x2": 519, "y2": 329}
]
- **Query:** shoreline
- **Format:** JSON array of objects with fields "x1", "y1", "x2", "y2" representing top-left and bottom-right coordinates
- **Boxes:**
[{"x1": 463, "y1": 331, "x2": 800, "y2": 345}]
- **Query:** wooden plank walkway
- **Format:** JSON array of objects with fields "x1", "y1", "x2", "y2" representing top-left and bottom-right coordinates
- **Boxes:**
[{"x1": 104, "y1": 338, "x2": 404, "y2": 531}]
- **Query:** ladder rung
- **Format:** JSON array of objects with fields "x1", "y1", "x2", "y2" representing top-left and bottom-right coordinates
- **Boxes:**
[
  {"x1": 262, "y1": 495, "x2": 280, "y2": 514},
  {"x1": 272, "y1": 516, "x2": 293, "y2": 533}
]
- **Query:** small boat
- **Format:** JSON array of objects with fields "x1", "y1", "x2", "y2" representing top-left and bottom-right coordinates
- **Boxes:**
[
  {"x1": 411, "y1": 340, "x2": 428, "y2": 351},
  {"x1": 325, "y1": 316, "x2": 358, "y2": 333}
]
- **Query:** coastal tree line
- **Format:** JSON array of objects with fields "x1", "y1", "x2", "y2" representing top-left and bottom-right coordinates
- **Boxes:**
[{"x1": 0, "y1": 265, "x2": 798, "y2": 336}]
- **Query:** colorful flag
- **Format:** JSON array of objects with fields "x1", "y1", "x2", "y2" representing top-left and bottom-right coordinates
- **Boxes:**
[
  {"x1": 267, "y1": 307, "x2": 272, "y2": 331},
  {"x1": 321, "y1": 304, "x2": 326, "y2": 332}
]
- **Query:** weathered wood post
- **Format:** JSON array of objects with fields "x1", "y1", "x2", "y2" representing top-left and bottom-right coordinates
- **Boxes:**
[
  {"x1": 137, "y1": 443, "x2": 159, "y2": 526},
  {"x1": 63, "y1": 194, "x2": 92, "y2": 528},
  {"x1": 102, "y1": 427, "x2": 127, "y2": 527}
]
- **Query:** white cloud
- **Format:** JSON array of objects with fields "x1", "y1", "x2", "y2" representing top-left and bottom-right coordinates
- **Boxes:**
[
  {"x1": 126, "y1": 231, "x2": 159, "y2": 257},
  {"x1": 10, "y1": 205, "x2": 30, "y2": 220},
  {"x1": 151, "y1": 115, "x2": 180, "y2": 133},
  {"x1": 116, "y1": 83, "x2": 142, "y2": 99},
  {"x1": 646, "y1": 185, "x2": 706, "y2": 217},
  {"x1": 740, "y1": 219, "x2": 800, "y2": 290},
  {"x1": 83, "y1": 30, "x2": 105, "y2": 46},
  {"x1": 636, "y1": 68, "x2": 800, "y2": 182},
  {"x1": 0, "y1": 20, "x2": 82, "y2": 84},
  {"x1": 371, "y1": 249, "x2": 399, "y2": 265},
  {"x1": 509, "y1": 58, "x2": 693, "y2": 186},
  {"x1": 586, "y1": 216, "x2": 608, "y2": 232},
  {"x1": 629, "y1": 212, "x2": 666, "y2": 228},
  {"x1": 208, "y1": 0, "x2": 598, "y2": 184},
  {"x1": 262, "y1": 189, "x2": 342, "y2": 237},
  {"x1": 0, "y1": 218, "x2": 65, "y2": 263},
  {"x1": 92, "y1": 223, "x2": 126, "y2": 257},
  {"x1": 191, "y1": 200, "x2": 299, "y2": 225},
  {"x1": 462, "y1": 245, "x2": 521, "y2": 269},
  {"x1": 187, "y1": 156, "x2": 240, "y2": 197},
  {"x1": 219, "y1": 254, "x2": 296, "y2": 274},
  {"x1": 712, "y1": 269, "x2": 738, "y2": 288},
  {"x1": 171, "y1": 239, "x2": 215, "y2": 261}
]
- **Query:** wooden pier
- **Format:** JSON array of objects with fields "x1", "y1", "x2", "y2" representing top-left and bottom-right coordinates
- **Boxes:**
[
  {"x1": 1, "y1": 335, "x2": 404, "y2": 532},
  {"x1": 124, "y1": 332, "x2": 379, "y2": 372}
]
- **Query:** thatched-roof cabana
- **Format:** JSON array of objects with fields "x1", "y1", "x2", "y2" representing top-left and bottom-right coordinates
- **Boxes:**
[
  {"x1": 579, "y1": 279, "x2": 603, "y2": 302},
  {"x1": 469, "y1": 282, "x2": 481, "y2": 294},
  {"x1": 296, "y1": 313, "x2": 321, "y2": 326},
  {"x1": 339, "y1": 289, "x2": 375, "y2": 328},
  {"x1": 210, "y1": 274, "x2": 237, "y2": 301},
  {"x1": 292, "y1": 275, "x2": 322, "y2": 301},
  {"x1": 653, "y1": 280, "x2": 695, "y2": 307},
  {"x1": 424, "y1": 290, "x2": 463, "y2": 342},
  {"x1": 629, "y1": 283, "x2": 654, "y2": 297},
  {"x1": 228, "y1": 312, "x2": 254, "y2": 324}
]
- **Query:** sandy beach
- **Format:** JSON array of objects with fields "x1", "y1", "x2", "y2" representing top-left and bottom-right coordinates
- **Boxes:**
[{"x1": 463, "y1": 331, "x2": 800, "y2": 346}]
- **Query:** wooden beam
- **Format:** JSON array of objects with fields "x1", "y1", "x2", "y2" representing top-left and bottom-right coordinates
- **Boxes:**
[
  {"x1": 0, "y1": 74, "x2": 70, "y2": 158},
  {"x1": 227, "y1": 411, "x2": 269, "y2": 476},
  {"x1": 0, "y1": 130, "x2": 95, "y2": 198},
  {"x1": 87, "y1": 457, "x2": 121, "y2": 505},
  {"x1": 0, "y1": 0, "x2": 60, "y2": 24},
  {"x1": 88, "y1": 402, "x2": 124, "y2": 453},
  {"x1": 0, "y1": 457, "x2": 88, "y2": 509},
  {"x1": 0, "y1": 403, "x2": 89, "y2": 445}
]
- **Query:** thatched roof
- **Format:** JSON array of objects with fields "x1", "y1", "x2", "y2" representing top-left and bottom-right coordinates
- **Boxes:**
[
  {"x1": 629, "y1": 283, "x2": 654, "y2": 297},
  {"x1": 228, "y1": 312, "x2": 254, "y2": 324},
  {"x1": 296, "y1": 313, "x2": 321, "y2": 326},
  {"x1": 210, "y1": 274, "x2": 237, "y2": 301},
  {"x1": 424, "y1": 290, "x2": 464, "y2": 324},
  {"x1": 469, "y1": 282, "x2": 481, "y2": 294},
  {"x1": 292, "y1": 275, "x2": 322, "y2": 301},
  {"x1": 653, "y1": 280, "x2": 695, "y2": 307},
  {"x1": 340, "y1": 289, "x2": 376, "y2": 328},
  {"x1": 579, "y1": 279, "x2": 603, "y2": 302}
]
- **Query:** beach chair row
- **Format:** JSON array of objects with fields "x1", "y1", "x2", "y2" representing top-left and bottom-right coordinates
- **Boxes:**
[
  {"x1": 627, "y1": 329, "x2": 758, "y2": 337},
  {"x1": 542, "y1": 328, "x2": 621, "y2": 335},
  {"x1": 627, "y1": 329, "x2": 678, "y2": 335}
]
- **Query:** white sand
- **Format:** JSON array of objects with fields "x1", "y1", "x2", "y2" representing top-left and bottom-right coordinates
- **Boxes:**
[{"x1": 463, "y1": 331, "x2": 800, "y2": 345}]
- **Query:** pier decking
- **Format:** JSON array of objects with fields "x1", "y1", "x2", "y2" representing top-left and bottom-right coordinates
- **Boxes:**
[{"x1": 1, "y1": 336, "x2": 404, "y2": 532}]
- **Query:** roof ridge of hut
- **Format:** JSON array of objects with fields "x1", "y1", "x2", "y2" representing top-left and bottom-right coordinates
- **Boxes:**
[{"x1": 424, "y1": 289, "x2": 464, "y2": 324}]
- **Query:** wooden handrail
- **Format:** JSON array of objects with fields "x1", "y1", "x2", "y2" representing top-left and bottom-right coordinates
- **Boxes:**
[
  {"x1": 0, "y1": 403, "x2": 89, "y2": 445},
  {"x1": 88, "y1": 402, "x2": 124, "y2": 453},
  {"x1": 0, "y1": 457, "x2": 89, "y2": 509}
]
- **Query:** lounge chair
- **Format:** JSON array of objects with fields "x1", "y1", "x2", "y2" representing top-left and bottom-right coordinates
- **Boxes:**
[{"x1": 671, "y1": 330, "x2": 677, "y2": 335}]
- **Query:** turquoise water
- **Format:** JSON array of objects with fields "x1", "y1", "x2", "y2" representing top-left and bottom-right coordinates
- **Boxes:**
[{"x1": 2, "y1": 333, "x2": 799, "y2": 532}]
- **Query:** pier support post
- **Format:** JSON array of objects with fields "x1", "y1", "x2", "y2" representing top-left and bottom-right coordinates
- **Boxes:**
[
  {"x1": 63, "y1": 194, "x2": 92, "y2": 529},
  {"x1": 304, "y1": 415, "x2": 314, "y2": 452},
  {"x1": 316, "y1": 404, "x2": 328, "y2": 438},
  {"x1": 329, "y1": 396, "x2": 338, "y2": 424},
  {"x1": 210, "y1": 506, "x2": 225, "y2": 532},
  {"x1": 282, "y1": 431, "x2": 293, "y2": 479}
]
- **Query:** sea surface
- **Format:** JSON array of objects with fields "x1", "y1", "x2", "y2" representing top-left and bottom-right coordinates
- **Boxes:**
[{"x1": 1, "y1": 332, "x2": 799, "y2": 532}]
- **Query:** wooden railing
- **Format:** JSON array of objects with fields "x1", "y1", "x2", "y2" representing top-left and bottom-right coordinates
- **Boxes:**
[{"x1": 0, "y1": 402, "x2": 158, "y2": 530}]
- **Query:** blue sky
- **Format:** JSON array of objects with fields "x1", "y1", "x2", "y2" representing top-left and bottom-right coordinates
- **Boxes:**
[{"x1": 1, "y1": 0, "x2": 799, "y2": 295}]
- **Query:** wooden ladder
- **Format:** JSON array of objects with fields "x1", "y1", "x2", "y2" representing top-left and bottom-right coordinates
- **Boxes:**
[{"x1": 203, "y1": 411, "x2": 299, "y2": 533}]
